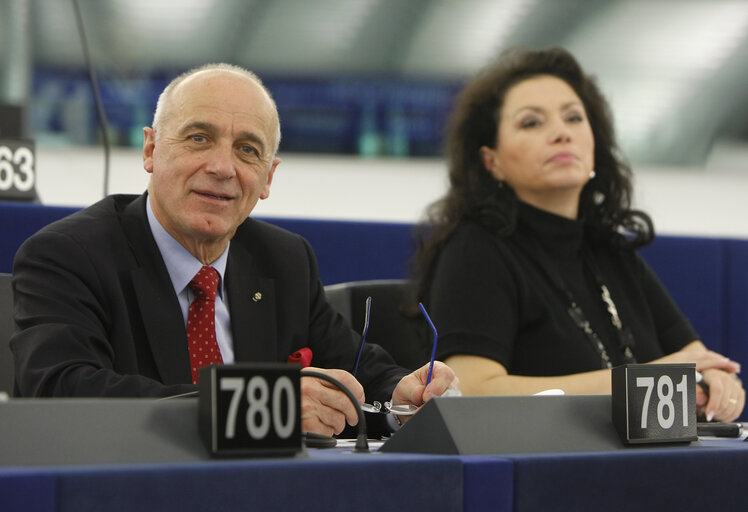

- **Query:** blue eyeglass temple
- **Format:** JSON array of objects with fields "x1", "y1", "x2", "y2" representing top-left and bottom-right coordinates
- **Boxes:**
[
  {"x1": 352, "y1": 296, "x2": 372, "y2": 377},
  {"x1": 418, "y1": 302, "x2": 438, "y2": 386},
  {"x1": 353, "y1": 298, "x2": 438, "y2": 387}
]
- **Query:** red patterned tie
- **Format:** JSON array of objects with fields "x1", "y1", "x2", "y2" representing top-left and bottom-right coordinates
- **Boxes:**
[{"x1": 187, "y1": 266, "x2": 223, "y2": 384}]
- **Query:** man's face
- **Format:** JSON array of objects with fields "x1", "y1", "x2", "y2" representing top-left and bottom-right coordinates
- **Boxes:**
[{"x1": 143, "y1": 70, "x2": 280, "y2": 253}]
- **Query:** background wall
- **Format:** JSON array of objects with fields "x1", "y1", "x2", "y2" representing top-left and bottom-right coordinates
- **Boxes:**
[
  {"x1": 3, "y1": 0, "x2": 747, "y2": 241},
  {"x1": 35, "y1": 146, "x2": 748, "y2": 239}
]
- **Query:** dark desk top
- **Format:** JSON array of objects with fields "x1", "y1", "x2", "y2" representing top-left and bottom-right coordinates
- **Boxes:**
[
  {"x1": 0, "y1": 399, "x2": 475, "y2": 511},
  {"x1": 1, "y1": 398, "x2": 746, "y2": 512}
]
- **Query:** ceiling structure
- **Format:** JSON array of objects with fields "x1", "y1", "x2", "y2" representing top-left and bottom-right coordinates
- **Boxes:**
[{"x1": 2, "y1": 0, "x2": 748, "y2": 167}]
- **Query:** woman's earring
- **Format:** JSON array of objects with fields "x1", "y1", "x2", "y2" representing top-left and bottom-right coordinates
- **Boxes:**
[{"x1": 589, "y1": 170, "x2": 596, "y2": 179}]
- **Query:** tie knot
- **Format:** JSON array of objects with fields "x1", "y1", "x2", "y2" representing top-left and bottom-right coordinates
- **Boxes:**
[{"x1": 189, "y1": 266, "x2": 219, "y2": 302}]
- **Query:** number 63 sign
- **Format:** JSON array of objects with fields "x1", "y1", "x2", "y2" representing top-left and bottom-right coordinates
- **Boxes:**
[
  {"x1": 612, "y1": 364, "x2": 698, "y2": 444},
  {"x1": 0, "y1": 139, "x2": 36, "y2": 200}
]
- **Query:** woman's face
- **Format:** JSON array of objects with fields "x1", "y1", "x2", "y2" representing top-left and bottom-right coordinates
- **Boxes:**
[{"x1": 480, "y1": 74, "x2": 595, "y2": 217}]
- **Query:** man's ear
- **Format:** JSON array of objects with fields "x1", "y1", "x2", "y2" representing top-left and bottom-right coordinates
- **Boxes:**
[
  {"x1": 259, "y1": 157, "x2": 281, "y2": 200},
  {"x1": 143, "y1": 127, "x2": 156, "y2": 173}
]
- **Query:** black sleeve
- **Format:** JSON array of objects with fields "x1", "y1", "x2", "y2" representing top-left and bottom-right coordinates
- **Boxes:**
[
  {"x1": 428, "y1": 224, "x2": 520, "y2": 368},
  {"x1": 12, "y1": 229, "x2": 193, "y2": 398},
  {"x1": 638, "y1": 255, "x2": 699, "y2": 355}
]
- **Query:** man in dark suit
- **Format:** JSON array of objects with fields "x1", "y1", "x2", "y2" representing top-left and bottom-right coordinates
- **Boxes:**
[{"x1": 11, "y1": 63, "x2": 457, "y2": 436}]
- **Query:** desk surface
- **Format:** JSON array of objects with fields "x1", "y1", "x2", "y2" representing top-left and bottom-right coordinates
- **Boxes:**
[
  {"x1": 1, "y1": 399, "x2": 746, "y2": 512},
  {"x1": 0, "y1": 399, "x2": 474, "y2": 512}
]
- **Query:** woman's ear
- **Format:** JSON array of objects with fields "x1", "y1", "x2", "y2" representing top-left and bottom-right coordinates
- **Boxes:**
[{"x1": 479, "y1": 146, "x2": 504, "y2": 181}]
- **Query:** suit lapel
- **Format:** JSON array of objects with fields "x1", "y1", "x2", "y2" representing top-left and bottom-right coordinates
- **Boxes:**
[
  {"x1": 226, "y1": 243, "x2": 277, "y2": 362},
  {"x1": 121, "y1": 194, "x2": 192, "y2": 385}
]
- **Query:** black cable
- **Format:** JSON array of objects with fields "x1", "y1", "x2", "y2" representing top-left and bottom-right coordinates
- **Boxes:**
[
  {"x1": 71, "y1": 0, "x2": 111, "y2": 198},
  {"x1": 300, "y1": 370, "x2": 369, "y2": 452},
  {"x1": 157, "y1": 390, "x2": 198, "y2": 400}
]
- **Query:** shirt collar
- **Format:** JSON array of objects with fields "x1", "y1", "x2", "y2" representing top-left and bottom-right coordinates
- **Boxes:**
[{"x1": 146, "y1": 196, "x2": 229, "y2": 297}]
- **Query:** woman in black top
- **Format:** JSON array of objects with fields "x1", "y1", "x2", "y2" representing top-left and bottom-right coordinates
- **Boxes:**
[{"x1": 415, "y1": 47, "x2": 744, "y2": 421}]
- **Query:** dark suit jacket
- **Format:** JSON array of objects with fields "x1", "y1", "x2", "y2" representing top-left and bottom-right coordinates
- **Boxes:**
[{"x1": 11, "y1": 194, "x2": 406, "y2": 402}]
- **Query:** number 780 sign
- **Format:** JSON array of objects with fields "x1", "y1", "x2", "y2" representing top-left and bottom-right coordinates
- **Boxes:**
[
  {"x1": 198, "y1": 363, "x2": 302, "y2": 457},
  {"x1": 612, "y1": 364, "x2": 698, "y2": 444}
]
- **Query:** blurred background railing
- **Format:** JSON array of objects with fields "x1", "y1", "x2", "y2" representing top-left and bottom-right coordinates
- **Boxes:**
[
  {"x1": 30, "y1": 68, "x2": 461, "y2": 158},
  {"x1": 2, "y1": 0, "x2": 748, "y2": 167},
  {"x1": 2, "y1": 0, "x2": 748, "y2": 235}
]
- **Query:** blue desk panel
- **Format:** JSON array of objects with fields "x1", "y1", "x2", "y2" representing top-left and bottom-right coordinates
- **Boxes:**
[
  {"x1": 0, "y1": 399, "x2": 466, "y2": 512},
  {"x1": 5, "y1": 443, "x2": 748, "y2": 512},
  {"x1": 0, "y1": 468, "x2": 57, "y2": 512},
  {"x1": 461, "y1": 456, "x2": 514, "y2": 512},
  {"x1": 510, "y1": 442, "x2": 748, "y2": 511},
  {"x1": 0, "y1": 452, "x2": 466, "y2": 512}
]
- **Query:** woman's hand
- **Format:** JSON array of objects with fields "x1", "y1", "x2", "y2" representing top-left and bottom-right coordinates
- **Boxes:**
[
  {"x1": 651, "y1": 341, "x2": 744, "y2": 421},
  {"x1": 698, "y1": 368, "x2": 745, "y2": 422},
  {"x1": 651, "y1": 345, "x2": 741, "y2": 375}
]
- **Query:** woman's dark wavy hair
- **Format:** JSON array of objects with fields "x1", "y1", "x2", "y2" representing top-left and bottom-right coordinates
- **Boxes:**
[{"x1": 414, "y1": 47, "x2": 653, "y2": 297}]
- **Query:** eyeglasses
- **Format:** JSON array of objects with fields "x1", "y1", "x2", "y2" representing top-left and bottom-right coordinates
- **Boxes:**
[{"x1": 353, "y1": 296, "x2": 440, "y2": 416}]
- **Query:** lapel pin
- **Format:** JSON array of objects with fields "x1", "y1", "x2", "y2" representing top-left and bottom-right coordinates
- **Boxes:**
[{"x1": 252, "y1": 292, "x2": 263, "y2": 302}]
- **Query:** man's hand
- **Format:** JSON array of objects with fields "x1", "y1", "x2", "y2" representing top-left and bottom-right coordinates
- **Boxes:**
[
  {"x1": 390, "y1": 361, "x2": 460, "y2": 418},
  {"x1": 300, "y1": 367, "x2": 364, "y2": 436}
]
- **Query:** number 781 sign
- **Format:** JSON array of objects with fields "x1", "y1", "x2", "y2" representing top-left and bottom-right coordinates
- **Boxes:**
[{"x1": 612, "y1": 364, "x2": 698, "y2": 444}]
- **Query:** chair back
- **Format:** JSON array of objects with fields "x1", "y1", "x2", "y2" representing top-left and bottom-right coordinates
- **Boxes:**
[
  {"x1": 0, "y1": 272, "x2": 15, "y2": 395},
  {"x1": 325, "y1": 279, "x2": 432, "y2": 371}
]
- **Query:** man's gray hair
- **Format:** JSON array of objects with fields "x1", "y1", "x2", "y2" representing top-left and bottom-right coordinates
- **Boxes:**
[{"x1": 152, "y1": 63, "x2": 281, "y2": 155}]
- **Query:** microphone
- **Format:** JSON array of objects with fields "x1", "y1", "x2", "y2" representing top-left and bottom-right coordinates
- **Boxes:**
[
  {"x1": 300, "y1": 369, "x2": 370, "y2": 452},
  {"x1": 71, "y1": 0, "x2": 111, "y2": 198}
]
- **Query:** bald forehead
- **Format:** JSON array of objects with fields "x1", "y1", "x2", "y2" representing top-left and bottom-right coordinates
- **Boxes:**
[
  {"x1": 175, "y1": 69, "x2": 267, "y2": 99},
  {"x1": 158, "y1": 69, "x2": 281, "y2": 152},
  {"x1": 168, "y1": 70, "x2": 273, "y2": 119}
]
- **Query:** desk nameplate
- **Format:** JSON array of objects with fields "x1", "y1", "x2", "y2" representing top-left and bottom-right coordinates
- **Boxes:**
[
  {"x1": 612, "y1": 363, "x2": 697, "y2": 444},
  {"x1": 381, "y1": 394, "x2": 700, "y2": 455}
]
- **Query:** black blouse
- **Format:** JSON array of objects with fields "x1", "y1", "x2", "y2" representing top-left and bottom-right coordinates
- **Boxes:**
[{"x1": 426, "y1": 202, "x2": 698, "y2": 376}]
